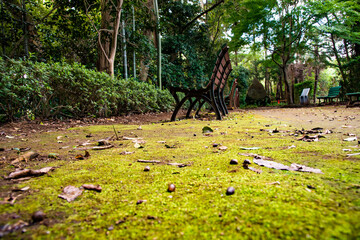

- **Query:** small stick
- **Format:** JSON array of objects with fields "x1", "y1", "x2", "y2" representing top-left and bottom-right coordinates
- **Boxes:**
[{"x1": 113, "y1": 125, "x2": 119, "y2": 140}]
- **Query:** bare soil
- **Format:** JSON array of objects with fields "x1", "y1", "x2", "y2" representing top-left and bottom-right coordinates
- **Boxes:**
[{"x1": 0, "y1": 106, "x2": 359, "y2": 138}]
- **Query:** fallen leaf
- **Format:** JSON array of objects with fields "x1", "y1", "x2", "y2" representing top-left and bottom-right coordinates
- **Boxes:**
[
  {"x1": 123, "y1": 136, "x2": 143, "y2": 140},
  {"x1": 120, "y1": 151, "x2": 135, "y2": 155},
  {"x1": 134, "y1": 143, "x2": 143, "y2": 149},
  {"x1": 58, "y1": 186, "x2": 83, "y2": 202},
  {"x1": 133, "y1": 139, "x2": 146, "y2": 144},
  {"x1": 266, "y1": 181, "x2": 280, "y2": 185},
  {"x1": 76, "y1": 145, "x2": 114, "y2": 151},
  {"x1": 11, "y1": 151, "x2": 39, "y2": 164},
  {"x1": 253, "y1": 158, "x2": 290, "y2": 170},
  {"x1": 48, "y1": 153, "x2": 59, "y2": 159},
  {"x1": 240, "y1": 147, "x2": 261, "y2": 150},
  {"x1": 298, "y1": 135, "x2": 319, "y2": 142},
  {"x1": 347, "y1": 153, "x2": 360, "y2": 157},
  {"x1": 0, "y1": 220, "x2": 28, "y2": 236},
  {"x1": 218, "y1": 146, "x2": 228, "y2": 151},
  {"x1": 96, "y1": 140, "x2": 107, "y2": 146},
  {"x1": 248, "y1": 167, "x2": 262, "y2": 174},
  {"x1": 84, "y1": 150, "x2": 90, "y2": 157},
  {"x1": 137, "y1": 159, "x2": 161, "y2": 164},
  {"x1": 290, "y1": 163, "x2": 324, "y2": 174},
  {"x1": 82, "y1": 184, "x2": 102, "y2": 192},
  {"x1": 136, "y1": 199, "x2": 147, "y2": 205},
  {"x1": 344, "y1": 137, "x2": 357, "y2": 142},
  {"x1": 202, "y1": 126, "x2": 214, "y2": 134},
  {"x1": 165, "y1": 144, "x2": 176, "y2": 148}
]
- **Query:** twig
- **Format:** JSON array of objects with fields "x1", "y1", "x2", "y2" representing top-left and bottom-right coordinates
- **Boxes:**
[{"x1": 113, "y1": 125, "x2": 119, "y2": 140}]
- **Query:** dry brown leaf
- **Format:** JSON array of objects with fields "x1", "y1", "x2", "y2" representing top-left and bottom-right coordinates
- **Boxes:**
[
  {"x1": 58, "y1": 186, "x2": 83, "y2": 202},
  {"x1": 82, "y1": 184, "x2": 102, "y2": 192},
  {"x1": 11, "y1": 151, "x2": 39, "y2": 164}
]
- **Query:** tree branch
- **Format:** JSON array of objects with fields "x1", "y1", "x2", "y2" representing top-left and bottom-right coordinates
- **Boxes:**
[{"x1": 181, "y1": 0, "x2": 224, "y2": 33}]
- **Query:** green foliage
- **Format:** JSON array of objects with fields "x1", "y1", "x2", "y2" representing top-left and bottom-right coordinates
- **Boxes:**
[
  {"x1": 160, "y1": 1, "x2": 217, "y2": 90},
  {"x1": 0, "y1": 57, "x2": 174, "y2": 121},
  {"x1": 294, "y1": 80, "x2": 314, "y2": 104}
]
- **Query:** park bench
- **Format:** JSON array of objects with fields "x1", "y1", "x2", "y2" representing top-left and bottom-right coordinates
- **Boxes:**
[
  {"x1": 169, "y1": 45, "x2": 232, "y2": 121},
  {"x1": 225, "y1": 78, "x2": 238, "y2": 109},
  {"x1": 346, "y1": 92, "x2": 360, "y2": 107},
  {"x1": 317, "y1": 86, "x2": 341, "y2": 104}
]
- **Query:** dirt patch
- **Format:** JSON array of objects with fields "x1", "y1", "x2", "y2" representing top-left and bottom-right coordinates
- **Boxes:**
[
  {"x1": 1, "y1": 106, "x2": 359, "y2": 141},
  {"x1": 247, "y1": 105, "x2": 360, "y2": 132}
]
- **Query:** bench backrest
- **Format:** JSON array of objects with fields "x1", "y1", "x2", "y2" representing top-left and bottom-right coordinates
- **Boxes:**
[
  {"x1": 328, "y1": 86, "x2": 341, "y2": 97},
  {"x1": 209, "y1": 45, "x2": 232, "y2": 92}
]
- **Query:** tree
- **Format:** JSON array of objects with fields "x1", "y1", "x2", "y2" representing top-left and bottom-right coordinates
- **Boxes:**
[
  {"x1": 225, "y1": 0, "x2": 314, "y2": 104},
  {"x1": 85, "y1": 0, "x2": 123, "y2": 77},
  {"x1": 310, "y1": 0, "x2": 360, "y2": 94}
]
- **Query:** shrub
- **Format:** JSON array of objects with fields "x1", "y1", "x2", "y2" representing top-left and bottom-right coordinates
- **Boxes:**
[{"x1": 0, "y1": 57, "x2": 174, "y2": 122}]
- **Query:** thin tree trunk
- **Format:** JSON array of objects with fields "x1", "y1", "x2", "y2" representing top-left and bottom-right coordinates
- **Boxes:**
[
  {"x1": 96, "y1": 0, "x2": 123, "y2": 77},
  {"x1": 132, "y1": 6, "x2": 136, "y2": 78},
  {"x1": 122, "y1": 20, "x2": 128, "y2": 80},
  {"x1": 313, "y1": 45, "x2": 319, "y2": 103},
  {"x1": 154, "y1": 0, "x2": 161, "y2": 88},
  {"x1": 330, "y1": 33, "x2": 346, "y2": 83},
  {"x1": 1, "y1": 0, "x2": 5, "y2": 56},
  {"x1": 22, "y1": 0, "x2": 29, "y2": 57}
]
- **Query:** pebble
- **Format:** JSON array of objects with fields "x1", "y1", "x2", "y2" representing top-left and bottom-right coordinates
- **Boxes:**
[{"x1": 144, "y1": 166, "x2": 150, "y2": 172}]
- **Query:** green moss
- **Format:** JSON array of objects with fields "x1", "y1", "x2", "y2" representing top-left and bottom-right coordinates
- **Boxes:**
[{"x1": 0, "y1": 112, "x2": 359, "y2": 239}]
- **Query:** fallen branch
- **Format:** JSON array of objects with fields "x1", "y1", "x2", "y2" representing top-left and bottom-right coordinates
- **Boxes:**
[
  {"x1": 137, "y1": 159, "x2": 161, "y2": 164},
  {"x1": 137, "y1": 159, "x2": 190, "y2": 167},
  {"x1": 4, "y1": 167, "x2": 55, "y2": 180},
  {"x1": 76, "y1": 145, "x2": 114, "y2": 151}
]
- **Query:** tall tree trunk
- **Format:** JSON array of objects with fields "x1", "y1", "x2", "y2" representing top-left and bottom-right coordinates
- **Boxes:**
[
  {"x1": 313, "y1": 45, "x2": 319, "y2": 103},
  {"x1": 154, "y1": 0, "x2": 162, "y2": 89},
  {"x1": 97, "y1": 1, "x2": 111, "y2": 73},
  {"x1": 22, "y1": 0, "x2": 29, "y2": 57},
  {"x1": 330, "y1": 33, "x2": 346, "y2": 83},
  {"x1": 1, "y1": 0, "x2": 5, "y2": 56},
  {"x1": 132, "y1": 6, "x2": 136, "y2": 78},
  {"x1": 139, "y1": 0, "x2": 155, "y2": 82},
  {"x1": 265, "y1": 67, "x2": 270, "y2": 95},
  {"x1": 97, "y1": 0, "x2": 123, "y2": 77},
  {"x1": 122, "y1": 20, "x2": 128, "y2": 80}
]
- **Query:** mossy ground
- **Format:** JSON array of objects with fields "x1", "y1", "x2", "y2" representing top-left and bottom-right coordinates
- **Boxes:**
[{"x1": 0, "y1": 109, "x2": 359, "y2": 239}]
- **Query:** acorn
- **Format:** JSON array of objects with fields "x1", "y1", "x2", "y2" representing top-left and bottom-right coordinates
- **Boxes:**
[
  {"x1": 226, "y1": 187, "x2": 235, "y2": 196},
  {"x1": 230, "y1": 159, "x2": 238, "y2": 165},
  {"x1": 167, "y1": 184, "x2": 176, "y2": 192},
  {"x1": 242, "y1": 159, "x2": 251, "y2": 169},
  {"x1": 32, "y1": 210, "x2": 46, "y2": 223}
]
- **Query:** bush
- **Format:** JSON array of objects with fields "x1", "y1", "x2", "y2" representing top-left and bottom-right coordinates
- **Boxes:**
[{"x1": 0, "y1": 57, "x2": 174, "y2": 121}]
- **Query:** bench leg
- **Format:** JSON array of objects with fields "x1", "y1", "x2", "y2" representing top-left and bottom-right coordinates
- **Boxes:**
[
  {"x1": 186, "y1": 97, "x2": 199, "y2": 118},
  {"x1": 219, "y1": 90, "x2": 228, "y2": 115},
  {"x1": 171, "y1": 94, "x2": 191, "y2": 121}
]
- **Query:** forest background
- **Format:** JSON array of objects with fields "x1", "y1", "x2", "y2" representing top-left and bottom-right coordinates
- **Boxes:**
[{"x1": 0, "y1": 0, "x2": 359, "y2": 121}]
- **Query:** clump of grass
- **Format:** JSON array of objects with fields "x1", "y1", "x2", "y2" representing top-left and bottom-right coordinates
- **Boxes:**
[{"x1": 0, "y1": 112, "x2": 359, "y2": 239}]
